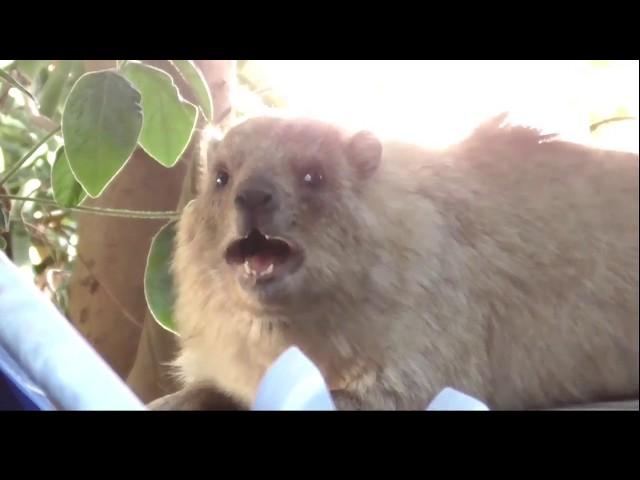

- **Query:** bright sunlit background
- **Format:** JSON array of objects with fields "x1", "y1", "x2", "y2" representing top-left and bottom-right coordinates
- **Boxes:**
[{"x1": 239, "y1": 60, "x2": 639, "y2": 153}]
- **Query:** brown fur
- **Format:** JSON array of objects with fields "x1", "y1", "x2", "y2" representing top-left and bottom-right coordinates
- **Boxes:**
[{"x1": 169, "y1": 113, "x2": 639, "y2": 410}]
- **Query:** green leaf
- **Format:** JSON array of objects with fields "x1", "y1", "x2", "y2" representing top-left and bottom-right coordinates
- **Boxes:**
[
  {"x1": 9, "y1": 221, "x2": 31, "y2": 272},
  {"x1": 0, "y1": 236, "x2": 6, "y2": 250},
  {"x1": 0, "y1": 68, "x2": 37, "y2": 103},
  {"x1": 61, "y1": 70, "x2": 143, "y2": 198},
  {"x1": 170, "y1": 60, "x2": 214, "y2": 121},
  {"x1": 144, "y1": 220, "x2": 178, "y2": 335},
  {"x1": 0, "y1": 123, "x2": 34, "y2": 149},
  {"x1": 37, "y1": 61, "x2": 73, "y2": 118},
  {"x1": 51, "y1": 146, "x2": 87, "y2": 207},
  {"x1": 70, "y1": 60, "x2": 87, "y2": 81},
  {"x1": 55, "y1": 61, "x2": 86, "y2": 120},
  {"x1": 122, "y1": 62, "x2": 197, "y2": 168}
]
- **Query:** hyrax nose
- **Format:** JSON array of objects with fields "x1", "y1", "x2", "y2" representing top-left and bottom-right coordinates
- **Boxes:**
[{"x1": 235, "y1": 178, "x2": 278, "y2": 214}]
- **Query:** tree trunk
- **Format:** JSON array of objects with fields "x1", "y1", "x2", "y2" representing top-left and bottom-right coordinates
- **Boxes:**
[
  {"x1": 65, "y1": 60, "x2": 235, "y2": 398},
  {"x1": 65, "y1": 151, "x2": 186, "y2": 378},
  {"x1": 125, "y1": 60, "x2": 237, "y2": 403}
]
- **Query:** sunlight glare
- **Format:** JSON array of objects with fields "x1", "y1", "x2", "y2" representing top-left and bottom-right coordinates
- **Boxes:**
[{"x1": 251, "y1": 60, "x2": 638, "y2": 153}]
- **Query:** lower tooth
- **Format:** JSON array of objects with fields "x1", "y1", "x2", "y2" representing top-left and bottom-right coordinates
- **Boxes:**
[
  {"x1": 244, "y1": 261, "x2": 251, "y2": 275},
  {"x1": 263, "y1": 264, "x2": 274, "y2": 276}
]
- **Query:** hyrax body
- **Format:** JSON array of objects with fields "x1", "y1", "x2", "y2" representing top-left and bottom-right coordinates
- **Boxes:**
[{"x1": 170, "y1": 114, "x2": 639, "y2": 410}]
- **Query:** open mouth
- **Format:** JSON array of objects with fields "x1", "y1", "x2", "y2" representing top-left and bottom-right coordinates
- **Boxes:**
[{"x1": 224, "y1": 229, "x2": 303, "y2": 284}]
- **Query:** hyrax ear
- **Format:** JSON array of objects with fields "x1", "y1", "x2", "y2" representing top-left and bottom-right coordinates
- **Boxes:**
[{"x1": 346, "y1": 130, "x2": 382, "y2": 178}]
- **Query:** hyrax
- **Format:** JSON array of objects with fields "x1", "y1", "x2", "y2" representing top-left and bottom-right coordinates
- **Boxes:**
[{"x1": 170, "y1": 113, "x2": 639, "y2": 410}]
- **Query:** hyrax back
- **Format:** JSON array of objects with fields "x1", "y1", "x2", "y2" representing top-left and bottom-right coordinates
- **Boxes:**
[{"x1": 171, "y1": 114, "x2": 639, "y2": 410}]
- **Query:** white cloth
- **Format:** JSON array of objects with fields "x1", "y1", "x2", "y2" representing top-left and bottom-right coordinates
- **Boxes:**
[
  {"x1": 253, "y1": 346, "x2": 489, "y2": 410},
  {"x1": 0, "y1": 252, "x2": 145, "y2": 410}
]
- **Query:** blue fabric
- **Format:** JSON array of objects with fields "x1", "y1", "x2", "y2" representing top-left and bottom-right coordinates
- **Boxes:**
[
  {"x1": 0, "y1": 343, "x2": 55, "y2": 410},
  {"x1": 0, "y1": 373, "x2": 39, "y2": 410},
  {"x1": 0, "y1": 252, "x2": 145, "y2": 411}
]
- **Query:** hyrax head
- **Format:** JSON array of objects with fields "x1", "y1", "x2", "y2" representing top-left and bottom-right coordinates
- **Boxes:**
[{"x1": 193, "y1": 116, "x2": 383, "y2": 303}]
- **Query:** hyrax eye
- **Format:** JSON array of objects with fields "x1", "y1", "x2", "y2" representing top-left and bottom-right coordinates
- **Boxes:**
[
  {"x1": 216, "y1": 171, "x2": 230, "y2": 188},
  {"x1": 302, "y1": 169, "x2": 324, "y2": 187}
]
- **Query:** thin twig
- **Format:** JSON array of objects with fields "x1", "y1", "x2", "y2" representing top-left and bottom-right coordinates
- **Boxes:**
[
  {"x1": 0, "y1": 67, "x2": 37, "y2": 104},
  {"x1": 0, "y1": 195, "x2": 181, "y2": 220}
]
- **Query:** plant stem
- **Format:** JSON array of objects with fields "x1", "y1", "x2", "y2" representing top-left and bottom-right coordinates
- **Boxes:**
[
  {"x1": 0, "y1": 127, "x2": 61, "y2": 187},
  {"x1": 590, "y1": 116, "x2": 638, "y2": 133},
  {"x1": 0, "y1": 195, "x2": 180, "y2": 220}
]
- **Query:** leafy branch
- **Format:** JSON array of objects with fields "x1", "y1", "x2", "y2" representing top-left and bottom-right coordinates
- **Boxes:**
[
  {"x1": 0, "y1": 59, "x2": 272, "y2": 333},
  {"x1": 0, "y1": 127, "x2": 60, "y2": 187}
]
